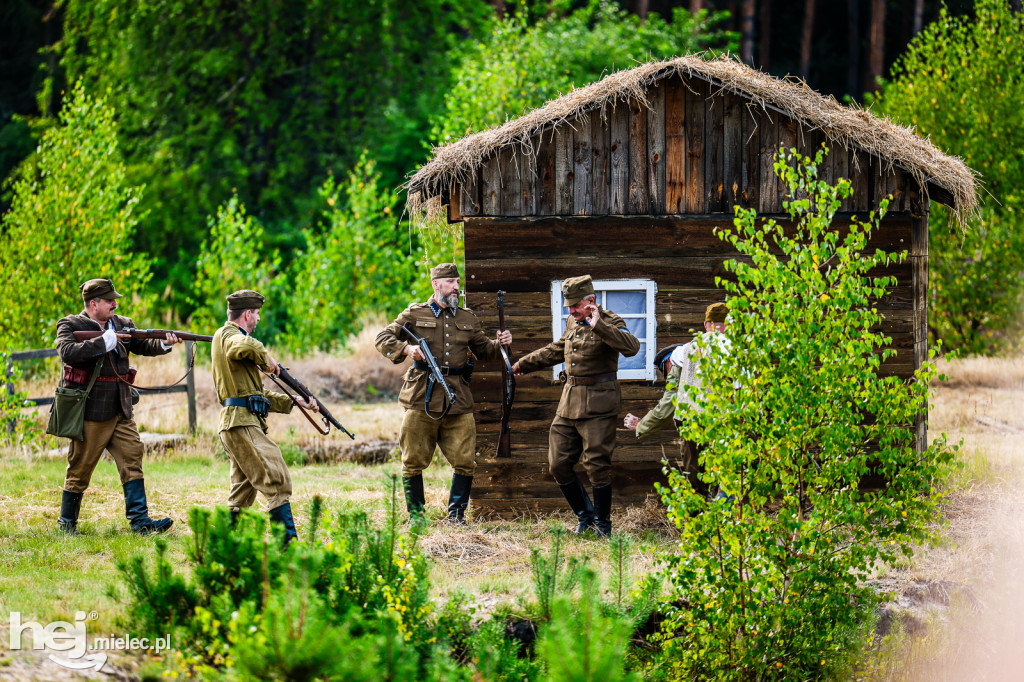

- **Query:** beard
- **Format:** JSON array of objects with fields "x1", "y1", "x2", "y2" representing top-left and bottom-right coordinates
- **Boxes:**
[{"x1": 441, "y1": 291, "x2": 461, "y2": 309}]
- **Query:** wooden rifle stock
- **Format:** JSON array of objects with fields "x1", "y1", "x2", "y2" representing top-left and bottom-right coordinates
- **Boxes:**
[
  {"x1": 73, "y1": 327, "x2": 213, "y2": 342},
  {"x1": 267, "y1": 365, "x2": 355, "y2": 439},
  {"x1": 496, "y1": 290, "x2": 515, "y2": 457}
]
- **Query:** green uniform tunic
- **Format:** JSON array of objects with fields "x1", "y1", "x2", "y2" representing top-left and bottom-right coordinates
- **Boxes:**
[
  {"x1": 375, "y1": 301, "x2": 503, "y2": 477},
  {"x1": 211, "y1": 322, "x2": 295, "y2": 510},
  {"x1": 516, "y1": 307, "x2": 640, "y2": 486}
]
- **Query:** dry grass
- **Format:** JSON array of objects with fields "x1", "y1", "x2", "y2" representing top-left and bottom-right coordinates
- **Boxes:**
[{"x1": 406, "y1": 53, "x2": 978, "y2": 225}]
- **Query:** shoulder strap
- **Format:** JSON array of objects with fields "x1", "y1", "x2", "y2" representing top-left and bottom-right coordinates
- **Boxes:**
[{"x1": 84, "y1": 357, "x2": 105, "y2": 394}]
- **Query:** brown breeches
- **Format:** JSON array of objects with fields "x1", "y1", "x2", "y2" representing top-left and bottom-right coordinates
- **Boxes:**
[
  {"x1": 547, "y1": 414, "x2": 617, "y2": 487},
  {"x1": 63, "y1": 416, "x2": 145, "y2": 493},
  {"x1": 219, "y1": 425, "x2": 293, "y2": 510},
  {"x1": 399, "y1": 409, "x2": 477, "y2": 478}
]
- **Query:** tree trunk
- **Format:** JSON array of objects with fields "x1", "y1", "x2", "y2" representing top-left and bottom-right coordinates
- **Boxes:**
[
  {"x1": 491, "y1": 0, "x2": 506, "y2": 18},
  {"x1": 799, "y1": 0, "x2": 817, "y2": 81},
  {"x1": 759, "y1": 0, "x2": 772, "y2": 69},
  {"x1": 847, "y1": 0, "x2": 860, "y2": 96},
  {"x1": 866, "y1": 0, "x2": 887, "y2": 93},
  {"x1": 740, "y1": 0, "x2": 756, "y2": 65},
  {"x1": 631, "y1": 0, "x2": 650, "y2": 20},
  {"x1": 911, "y1": 0, "x2": 924, "y2": 36},
  {"x1": 690, "y1": 0, "x2": 704, "y2": 14}
]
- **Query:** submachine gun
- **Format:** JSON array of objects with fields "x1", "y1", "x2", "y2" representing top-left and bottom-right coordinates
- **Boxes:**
[{"x1": 399, "y1": 323, "x2": 458, "y2": 421}]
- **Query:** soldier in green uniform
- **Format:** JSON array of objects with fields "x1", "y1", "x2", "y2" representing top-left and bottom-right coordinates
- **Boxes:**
[
  {"x1": 624, "y1": 302, "x2": 729, "y2": 496},
  {"x1": 375, "y1": 263, "x2": 512, "y2": 523},
  {"x1": 512, "y1": 275, "x2": 640, "y2": 537},
  {"x1": 211, "y1": 289, "x2": 317, "y2": 545},
  {"x1": 54, "y1": 278, "x2": 182, "y2": 535}
]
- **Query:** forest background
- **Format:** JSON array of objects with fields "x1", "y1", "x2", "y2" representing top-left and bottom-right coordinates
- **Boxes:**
[{"x1": 0, "y1": 0, "x2": 1021, "y2": 358}]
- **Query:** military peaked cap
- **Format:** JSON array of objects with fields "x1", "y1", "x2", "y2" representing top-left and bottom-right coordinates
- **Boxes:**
[
  {"x1": 227, "y1": 289, "x2": 265, "y2": 311},
  {"x1": 705, "y1": 302, "x2": 729, "y2": 323},
  {"x1": 430, "y1": 263, "x2": 460, "y2": 279},
  {"x1": 561, "y1": 275, "x2": 595, "y2": 305},
  {"x1": 80, "y1": 278, "x2": 123, "y2": 302},
  {"x1": 654, "y1": 344, "x2": 684, "y2": 373}
]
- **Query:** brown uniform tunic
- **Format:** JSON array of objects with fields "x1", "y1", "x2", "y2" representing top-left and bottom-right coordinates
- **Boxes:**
[
  {"x1": 211, "y1": 322, "x2": 295, "y2": 510},
  {"x1": 375, "y1": 300, "x2": 503, "y2": 477},
  {"x1": 55, "y1": 312, "x2": 171, "y2": 493},
  {"x1": 515, "y1": 307, "x2": 640, "y2": 486}
]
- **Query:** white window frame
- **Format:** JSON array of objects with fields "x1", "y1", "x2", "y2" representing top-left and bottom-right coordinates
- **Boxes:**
[{"x1": 549, "y1": 278, "x2": 658, "y2": 381}]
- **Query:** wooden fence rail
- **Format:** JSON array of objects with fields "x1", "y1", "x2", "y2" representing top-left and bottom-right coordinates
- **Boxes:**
[{"x1": 4, "y1": 340, "x2": 197, "y2": 435}]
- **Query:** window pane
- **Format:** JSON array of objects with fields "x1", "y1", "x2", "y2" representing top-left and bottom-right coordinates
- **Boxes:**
[
  {"x1": 619, "y1": 344, "x2": 646, "y2": 370},
  {"x1": 624, "y1": 316, "x2": 645, "y2": 338},
  {"x1": 606, "y1": 291, "x2": 646, "y2": 314}
]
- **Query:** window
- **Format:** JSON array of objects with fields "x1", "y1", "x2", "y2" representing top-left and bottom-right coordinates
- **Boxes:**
[{"x1": 549, "y1": 278, "x2": 657, "y2": 381}]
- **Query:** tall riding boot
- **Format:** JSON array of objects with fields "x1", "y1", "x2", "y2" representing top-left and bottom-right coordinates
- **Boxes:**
[
  {"x1": 447, "y1": 473, "x2": 473, "y2": 525},
  {"x1": 123, "y1": 478, "x2": 173, "y2": 535},
  {"x1": 269, "y1": 503, "x2": 298, "y2": 548},
  {"x1": 58, "y1": 490, "x2": 84, "y2": 535},
  {"x1": 403, "y1": 474, "x2": 425, "y2": 519},
  {"x1": 558, "y1": 477, "x2": 595, "y2": 535},
  {"x1": 592, "y1": 482, "x2": 613, "y2": 538}
]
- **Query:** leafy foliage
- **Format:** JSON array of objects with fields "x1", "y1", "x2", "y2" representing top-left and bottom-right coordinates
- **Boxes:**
[
  {"x1": 876, "y1": 0, "x2": 1024, "y2": 354},
  {"x1": 0, "y1": 83, "x2": 150, "y2": 350},
  {"x1": 652, "y1": 149, "x2": 958, "y2": 680}
]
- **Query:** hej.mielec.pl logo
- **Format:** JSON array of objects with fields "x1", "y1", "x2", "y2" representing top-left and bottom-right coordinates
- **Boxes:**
[{"x1": 9, "y1": 611, "x2": 171, "y2": 672}]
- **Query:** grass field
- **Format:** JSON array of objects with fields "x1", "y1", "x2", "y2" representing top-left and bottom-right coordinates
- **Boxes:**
[{"x1": 2, "y1": 343, "x2": 1022, "y2": 680}]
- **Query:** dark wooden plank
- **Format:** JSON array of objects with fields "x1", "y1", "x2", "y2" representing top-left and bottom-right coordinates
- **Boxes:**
[
  {"x1": 740, "y1": 101, "x2": 760, "y2": 209},
  {"x1": 481, "y1": 154, "x2": 500, "y2": 215},
  {"x1": 705, "y1": 89, "x2": 725, "y2": 212},
  {"x1": 647, "y1": 81, "x2": 667, "y2": 213},
  {"x1": 537, "y1": 129, "x2": 556, "y2": 215},
  {"x1": 758, "y1": 111, "x2": 779, "y2": 213},
  {"x1": 610, "y1": 102, "x2": 629, "y2": 214},
  {"x1": 573, "y1": 114, "x2": 594, "y2": 215},
  {"x1": 833, "y1": 143, "x2": 851, "y2": 212},
  {"x1": 628, "y1": 97, "x2": 649, "y2": 214},
  {"x1": 722, "y1": 92, "x2": 742, "y2": 212},
  {"x1": 851, "y1": 149, "x2": 870, "y2": 213},
  {"x1": 684, "y1": 79, "x2": 707, "y2": 213},
  {"x1": 554, "y1": 126, "x2": 574, "y2": 215},
  {"x1": 519, "y1": 140, "x2": 537, "y2": 216},
  {"x1": 591, "y1": 108, "x2": 610, "y2": 215},
  {"x1": 665, "y1": 78, "x2": 687, "y2": 213},
  {"x1": 777, "y1": 114, "x2": 798, "y2": 208},
  {"x1": 499, "y1": 146, "x2": 521, "y2": 217},
  {"x1": 460, "y1": 169, "x2": 481, "y2": 217},
  {"x1": 448, "y1": 183, "x2": 462, "y2": 222},
  {"x1": 819, "y1": 132, "x2": 836, "y2": 196}
]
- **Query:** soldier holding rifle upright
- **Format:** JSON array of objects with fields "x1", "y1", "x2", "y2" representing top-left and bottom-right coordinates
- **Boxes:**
[
  {"x1": 512, "y1": 275, "x2": 640, "y2": 538},
  {"x1": 211, "y1": 289, "x2": 317, "y2": 547},
  {"x1": 54, "y1": 278, "x2": 182, "y2": 535},
  {"x1": 375, "y1": 263, "x2": 512, "y2": 524}
]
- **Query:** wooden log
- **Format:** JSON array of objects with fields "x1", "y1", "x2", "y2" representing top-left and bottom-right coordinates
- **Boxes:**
[
  {"x1": 628, "y1": 97, "x2": 649, "y2": 214},
  {"x1": 460, "y1": 170, "x2": 481, "y2": 217},
  {"x1": 448, "y1": 182, "x2": 462, "y2": 223},
  {"x1": 481, "y1": 154, "x2": 500, "y2": 215},
  {"x1": 647, "y1": 80, "x2": 667, "y2": 213},
  {"x1": 519, "y1": 138, "x2": 537, "y2": 216},
  {"x1": 499, "y1": 146, "x2": 521, "y2": 216},
  {"x1": 666, "y1": 78, "x2": 687, "y2": 213},
  {"x1": 591, "y1": 107, "x2": 610, "y2": 215},
  {"x1": 537, "y1": 128, "x2": 556, "y2": 215},
  {"x1": 554, "y1": 126, "x2": 574, "y2": 215},
  {"x1": 610, "y1": 102, "x2": 629, "y2": 214},
  {"x1": 705, "y1": 89, "x2": 725, "y2": 212},
  {"x1": 684, "y1": 79, "x2": 707, "y2": 213},
  {"x1": 573, "y1": 114, "x2": 594, "y2": 215},
  {"x1": 723, "y1": 92, "x2": 742, "y2": 212}
]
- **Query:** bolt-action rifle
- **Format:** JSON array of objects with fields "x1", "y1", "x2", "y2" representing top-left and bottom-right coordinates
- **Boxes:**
[
  {"x1": 399, "y1": 323, "x2": 457, "y2": 421},
  {"x1": 73, "y1": 328, "x2": 214, "y2": 343},
  {"x1": 264, "y1": 365, "x2": 355, "y2": 439},
  {"x1": 496, "y1": 291, "x2": 515, "y2": 457}
]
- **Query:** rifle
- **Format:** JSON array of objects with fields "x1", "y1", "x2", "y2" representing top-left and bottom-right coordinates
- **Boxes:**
[
  {"x1": 399, "y1": 323, "x2": 457, "y2": 421},
  {"x1": 496, "y1": 291, "x2": 515, "y2": 457},
  {"x1": 73, "y1": 328, "x2": 213, "y2": 342},
  {"x1": 265, "y1": 365, "x2": 355, "y2": 439}
]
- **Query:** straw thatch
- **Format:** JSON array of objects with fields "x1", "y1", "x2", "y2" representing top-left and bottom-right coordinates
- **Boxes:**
[{"x1": 406, "y1": 53, "x2": 978, "y2": 223}]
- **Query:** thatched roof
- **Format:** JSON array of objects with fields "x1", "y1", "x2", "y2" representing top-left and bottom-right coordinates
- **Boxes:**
[{"x1": 406, "y1": 53, "x2": 977, "y2": 222}]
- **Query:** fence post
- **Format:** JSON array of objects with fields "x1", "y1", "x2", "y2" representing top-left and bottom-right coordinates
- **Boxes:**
[
  {"x1": 4, "y1": 355, "x2": 14, "y2": 434},
  {"x1": 186, "y1": 340, "x2": 197, "y2": 435}
]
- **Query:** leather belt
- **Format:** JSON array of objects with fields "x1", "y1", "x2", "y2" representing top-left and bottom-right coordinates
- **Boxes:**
[
  {"x1": 222, "y1": 398, "x2": 251, "y2": 408},
  {"x1": 64, "y1": 365, "x2": 135, "y2": 384},
  {"x1": 413, "y1": 360, "x2": 472, "y2": 377},
  {"x1": 563, "y1": 371, "x2": 618, "y2": 386}
]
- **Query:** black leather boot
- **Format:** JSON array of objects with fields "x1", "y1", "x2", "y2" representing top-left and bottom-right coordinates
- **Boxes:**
[
  {"x1": 403, "y1": 474, "x2": 425, "y2": 519},
  {"x1": 229, "y1": 509, "x2": 241, "y2": 527},
  {"x1": 593, "y1": 482, "x2": 613, "y2": 538},
  {"x1": 558, "y1": 477, "x2": 595, "y2": 535},
  {"x1": 447, "y1": 473, "x2": 473, "y2": 525},
  {"x1": 123, "y1": 478, "x2": 173, "y2": 535},
  {"x1": 269, "y1": 503, "x2": 298, "y2": 548},
  {"x1": 58, "y1": 490, "x2": 84, "y2": 535}
]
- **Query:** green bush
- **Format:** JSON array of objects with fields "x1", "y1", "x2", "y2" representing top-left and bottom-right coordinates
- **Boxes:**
[
  {"x1": 875, "y1": 0, "x2": 1024, "y2": 354},
  {"x1": 650, "y1": 149, "x2": 958, "y2": 680},
  {"x1": 0, "y1": 82, "x2": 150, "y2": 350}
]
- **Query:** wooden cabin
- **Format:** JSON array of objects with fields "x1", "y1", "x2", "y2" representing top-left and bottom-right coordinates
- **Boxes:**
[{"x1": 405, "y1": 55, "x2": 977, "y2": 518}]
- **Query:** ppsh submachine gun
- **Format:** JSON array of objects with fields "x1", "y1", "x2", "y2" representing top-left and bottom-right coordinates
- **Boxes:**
[{"x1": 399, "y1": 323, "x2": 459, "y2": 421}]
